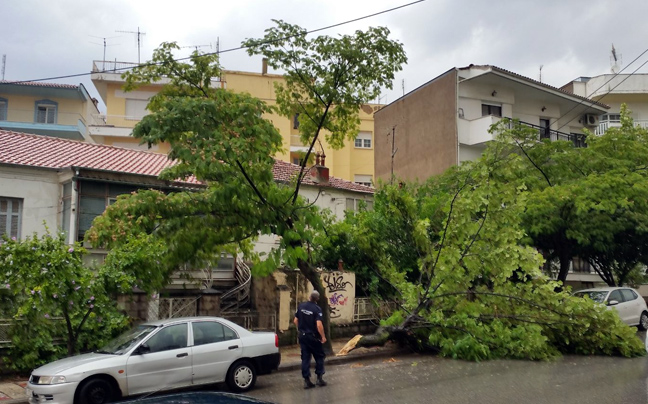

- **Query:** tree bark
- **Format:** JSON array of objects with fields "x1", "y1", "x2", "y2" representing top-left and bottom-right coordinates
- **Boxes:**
[{"x1": 297, "y1": 258, "x2": 333, "y2": 355}]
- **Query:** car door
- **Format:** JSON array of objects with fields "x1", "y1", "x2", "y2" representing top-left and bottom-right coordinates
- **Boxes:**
[
  {"x1": 190, "y1": 320, "x2": 242, "y2": 385},
  {"x1": 607, "y1": 290, "x2": 631, "y2": 324},
  {"x1": 620, "y1": 289, "x2": 642, "y2": 325},
  {"x1": 126, "y1": 323, "x2": 192, "y2": 395}
]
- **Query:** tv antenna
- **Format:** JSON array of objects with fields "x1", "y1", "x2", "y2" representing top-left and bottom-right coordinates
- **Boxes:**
[
  {"x1": 610, "y1": 44, "x2": 622, "y2": 74},
  {"x1": 116, "y1": 27, "x2": 146, "y2": 64},
  {"x1": 181, "y1": 43, "x2": 212, "y2": 52},
  {"x1": 539, "y1": 65, "x2": 544, "y2": 83},
  {"x1": 89, "y1": 35, "x2": 120, "y2": 71}
]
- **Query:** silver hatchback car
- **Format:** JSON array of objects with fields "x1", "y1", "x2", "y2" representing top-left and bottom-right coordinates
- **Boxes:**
[
  {"x1": 574, "y1": 287, "x2": 648, "y2": 330},
  {"x1": 26, "y1": 317, "x2": 280, "y2": 404}
]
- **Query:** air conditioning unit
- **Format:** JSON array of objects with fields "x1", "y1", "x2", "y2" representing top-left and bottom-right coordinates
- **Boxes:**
[{"x1": 583, "y1": 114, "x2": 599, "y2": 126}]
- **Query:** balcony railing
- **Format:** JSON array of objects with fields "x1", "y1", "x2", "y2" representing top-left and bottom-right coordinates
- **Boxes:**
[
  {"x1": 595, "y1": 119, "x2": 648, "y2": 135},
  {"x1": 517, "y1": 120, "x2": 587, "y2": 148},
  {"x1": 92, "y1": 60, "x2": 140, "y2": 73}
]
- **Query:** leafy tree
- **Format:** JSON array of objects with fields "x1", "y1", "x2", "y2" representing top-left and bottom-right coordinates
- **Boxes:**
[
  {"x1": 333, "y1": 143, "x2": 644, "y2": 360},
  {"x1": 494, "y1": 106, "x2": 648, "y2": 286},
  {"x1": 0, "y1": 232, "x2": 128, "y2": 371},
  {"x1": 88, "y1": 22, "x2": 406, "y2": 353}
]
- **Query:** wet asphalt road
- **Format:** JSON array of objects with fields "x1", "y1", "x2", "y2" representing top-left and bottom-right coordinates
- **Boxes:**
[{"x1": 245, "y1": 351, "x2": 648, "y2": 404}]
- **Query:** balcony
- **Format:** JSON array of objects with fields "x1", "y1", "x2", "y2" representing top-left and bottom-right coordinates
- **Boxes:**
[
  {"x1": 595, "y1": 119, "x2": 648, "y2": 135},
  {"x1": 459, "y1": 116, "x2": 586, "y2": 147},
  {"x1": 0, "y1": 109, "x2": 94, "y2": 141}
]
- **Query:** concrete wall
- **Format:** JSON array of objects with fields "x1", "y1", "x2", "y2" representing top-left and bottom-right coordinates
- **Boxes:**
[
  {"x1": 374, "y1": 69, "x2": 458, "y2": 182},
  {"x1": 0, "y1": 166, "x2": 62, "y2": 238}
]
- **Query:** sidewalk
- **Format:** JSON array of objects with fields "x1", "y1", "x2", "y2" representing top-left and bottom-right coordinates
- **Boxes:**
[{"x1": 0, "y1": 338, "x2": 404, "y2": 403}]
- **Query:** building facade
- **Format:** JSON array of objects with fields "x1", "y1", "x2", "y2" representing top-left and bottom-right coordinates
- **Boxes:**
[
  {"x1": 0, "y1": 81, "x2": 101, "y2": 142},
  {"x1": 562, "y1": 74, "x2": 648, "y2": 135},
  {"x1": 89, "y1": 60, "x2": 378, "y2": 185},
  {"x1": 374, "y1": 65, "x2": 609, "y2": 182}
]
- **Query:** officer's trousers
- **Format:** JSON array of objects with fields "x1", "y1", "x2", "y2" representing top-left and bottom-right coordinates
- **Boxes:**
[{"x1": 299, "y1": 333, "x2": 325, "y2": 379}]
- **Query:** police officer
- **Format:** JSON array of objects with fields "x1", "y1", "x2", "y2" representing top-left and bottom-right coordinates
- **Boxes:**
[{"x1": 293, "y1": 290, "x2": 327, "y2": 388}]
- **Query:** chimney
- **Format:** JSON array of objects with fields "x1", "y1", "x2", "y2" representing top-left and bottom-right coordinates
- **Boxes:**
[
  {"x1": 338, "y1": 259, "x2": 344, "y2": 271},
  {"x1": 309, "y1": 151, "x2": 329, "y2": 184},
  {"x1": 262, "y1": 58, "x2": 268, "y2": 75}
]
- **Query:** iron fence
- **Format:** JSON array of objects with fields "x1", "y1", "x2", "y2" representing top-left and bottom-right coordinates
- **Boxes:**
[
  {"x1": 147, "y1": 297, "x2": 199, "y2": 321},
  {"x1": 353, "y1": 298, "x2": 398, "y2": 322}
]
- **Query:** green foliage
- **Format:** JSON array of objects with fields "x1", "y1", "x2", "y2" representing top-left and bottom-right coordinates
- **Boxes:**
[
  {"x1": 331, "y1": 142, "x2": 645, "y2": 360},
  {"x1": 491, "y1": 107, "x2": 648, "y2": 286},
  {"x1": 0, "y1": 232, "x2": 128, "y2": 371}
]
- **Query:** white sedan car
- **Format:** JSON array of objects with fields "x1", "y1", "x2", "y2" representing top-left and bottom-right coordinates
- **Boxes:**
[
  {"x1": 574, "y1": 287, "x2": 648, "y2": 330},
  {"x1": 26, "y1": 317, "x2": 280, "y2": 404}
]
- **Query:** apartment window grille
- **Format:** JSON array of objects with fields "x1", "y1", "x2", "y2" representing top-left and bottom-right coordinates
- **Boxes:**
[
  {"x1": 354, "y1": 175, "x2": 373, "y2": 187},
  {"x1": 481, "y1": 104, "x2": 502, "y2": 117},
  {"x1": 125, "y1": 99, "x2": 149, "y2": 121},
  {"x1": 0, "y1": 98, "x2": 7, "y2": 121},
  {"x1": 34, "y1": 99, "x2": 58, "y2": 124},
  {"x1": 354, "y1": 131, "x2": 372, "y2": 149},
  {"x1": 0, "y1": 197, "x2": 22, "y2": 240}
]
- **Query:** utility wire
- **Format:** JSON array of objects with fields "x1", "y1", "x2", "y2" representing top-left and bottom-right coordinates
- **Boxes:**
[
  {"x1": 555, "y1": 46, "x2": 648, "y2": 132},
  {"x1": 3, "y1": 0, "x2": 425, "y2": 85}
]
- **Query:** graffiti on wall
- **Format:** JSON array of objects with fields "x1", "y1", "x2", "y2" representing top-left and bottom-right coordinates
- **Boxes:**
[{"x1": 322, "y1": 272, "x2": 355, "y2": 322}]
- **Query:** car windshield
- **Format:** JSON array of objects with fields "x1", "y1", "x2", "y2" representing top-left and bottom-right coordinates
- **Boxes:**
[
  {"x1": 574, "y1": 290, "x2": 608, "y2": 303},
  {"x1": 97, "y1": 325, "x2": 158, "y2": 355}
]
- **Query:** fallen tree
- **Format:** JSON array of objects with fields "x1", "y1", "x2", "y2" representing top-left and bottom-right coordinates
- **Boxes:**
[{"x1": 326, "y1": 140, "x2": 645, "y2": 360}]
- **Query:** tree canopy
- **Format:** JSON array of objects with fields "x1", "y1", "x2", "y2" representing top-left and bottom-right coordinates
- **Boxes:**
[
  {"x1": 88, "y1": 22, "x2": 407, "y2": 353},
  {"x1": 322, "y1": 131, "x2": 645, "y2": 360},
  {"x1": 493, "y1": 106, "x2": 648, "y2": 286}
]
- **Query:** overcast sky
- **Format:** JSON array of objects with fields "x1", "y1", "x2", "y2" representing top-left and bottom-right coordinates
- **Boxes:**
[{"x1": 3, "y1": 0, "x2": 648, "y2": 112}]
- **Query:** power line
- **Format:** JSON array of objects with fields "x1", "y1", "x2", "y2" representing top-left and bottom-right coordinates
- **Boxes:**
[
  {"x1": 555, "y1": 46, "x2": 648, "y2": 132},
  {"x1": 4, "y1": 0, "x2": 425, "y2": 85}
]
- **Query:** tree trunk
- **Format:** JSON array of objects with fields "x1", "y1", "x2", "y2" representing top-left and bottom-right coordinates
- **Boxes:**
[
  {"x1": 297, "y1": 258, "x2": 333, "y2": 355},
  {"x1": 556, "y1": 249, "x2": 571, "y2": 288}
]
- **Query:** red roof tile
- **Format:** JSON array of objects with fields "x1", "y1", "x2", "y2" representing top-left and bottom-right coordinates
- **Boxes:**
[
  {"x1": 0, "y1": 80, "x2": 80, "y2": 89},
  {"x1": 0, "y1": 130, "x2": 373, "y2": 193}
]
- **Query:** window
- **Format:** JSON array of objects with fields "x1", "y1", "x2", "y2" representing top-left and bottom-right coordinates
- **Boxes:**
[
  {"x1": 76, "y1": 181, "x2": 138, "y2": 241},
  {"x1": 539, "y1": 119, "x2": 551, "y2": 140},
  {"x1": 145, "y1": 324, "x2": 188, "y2": 353},
  {"x1": 620, "y1": 289, "x2": 638, "y2": 302},
  {"x1": 481, "y1": 104, "x2": 502, "y2": 117},
  {"x1": 601, "y1": 114, "x2": 621, "y2": 122},
  {"x1": 354, "y1": 175, "x2": 373, "y2": 187},
  {"x1": 192, "y1": 321, "x2": 238, "y2": 346},
  {"x1": 0, "y1": 98, "x2": 7, "y2": 121},
  {"x1": 345, "y1": 197, "x2": 373, "y2": 212},
  {"x1": 125, "y1": 99, "x2": 149, "y2": 120},
  {"x1": 608, "y1": 290, "x2": 622, "y2": 304},
  {"x1": 0, "y1": 197, "x2": 22, "y2": 240},
  {"x1": 354, "y1": 132, "x2": 372, "y2": 149},
  {"x1": 34, "y1": 99, "x2": 57, "y2": 124},
  {"x1": 293, "y1": 113, "x2": 300, "y2": 129}
]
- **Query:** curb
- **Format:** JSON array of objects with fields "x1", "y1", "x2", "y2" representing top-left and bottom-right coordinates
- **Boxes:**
[{"x1": 277, "y1": 347, "x2": 409, "y2": 373}]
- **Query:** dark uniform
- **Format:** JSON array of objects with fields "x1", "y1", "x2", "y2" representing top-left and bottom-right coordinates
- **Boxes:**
[{"x1": 295, "y1": 301, "x2": 326, "y2": 379}]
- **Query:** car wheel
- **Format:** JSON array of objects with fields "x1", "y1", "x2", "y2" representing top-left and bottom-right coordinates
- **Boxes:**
[
  {"x1": 639, "y1": 312, "x2": 648, "y2": 331},
  {"x1": 227, "y1": 360, "x2": 257, "y2": 393},
  {"x1": 77, "y1": 378, "x2": 114, "y2": 404}
]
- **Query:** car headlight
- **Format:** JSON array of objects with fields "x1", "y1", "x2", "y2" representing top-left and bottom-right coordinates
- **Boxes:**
[{"x1": 36, "y1": 376, "x2": 67, "y2": 385}]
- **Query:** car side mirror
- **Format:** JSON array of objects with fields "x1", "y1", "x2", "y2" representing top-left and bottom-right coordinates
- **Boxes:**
[
  {"x1": 608, "y1": 300, "x2": 620, "y2": 306},
  {"x1": 134, "y1": 344, "x2": 151, "y2": 355}
]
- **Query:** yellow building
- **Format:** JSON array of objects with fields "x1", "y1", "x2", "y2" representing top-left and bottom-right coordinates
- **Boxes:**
[
  {"x1": 89, "y1": 60, "x2": 378, "y2": 184},
  {"x1": 0, "y1": 81, "x2": 101, "y2": 141}
]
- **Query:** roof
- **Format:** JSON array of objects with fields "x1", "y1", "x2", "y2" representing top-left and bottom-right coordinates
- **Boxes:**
[
  {"x1": 472, "y1": 65, "x2": 610, "y2": 109},
  {"x1": 0, "y1": 130, "x2": 374, "y2": 193},
  {"x1": 273, "y1": 159, "x2": 374, "y2": 194},
  {"x1": 0, "y1": 80, "x2": 80, "y2": 89}
]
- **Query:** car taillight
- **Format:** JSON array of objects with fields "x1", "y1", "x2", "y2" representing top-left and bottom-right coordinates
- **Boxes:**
[{"x1": 275, "y1": 334, "x2": 279, "y2": 348}]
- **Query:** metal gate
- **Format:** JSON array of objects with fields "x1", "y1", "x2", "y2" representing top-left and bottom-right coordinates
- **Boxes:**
[{"x1": 148, "y1": 297, "x2": 198, "y2": 321}]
